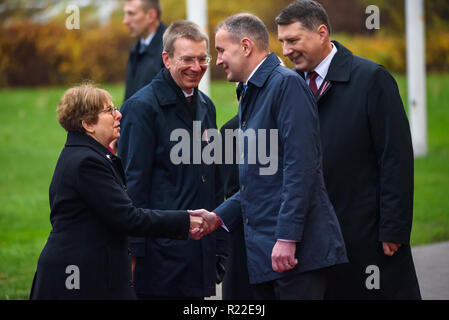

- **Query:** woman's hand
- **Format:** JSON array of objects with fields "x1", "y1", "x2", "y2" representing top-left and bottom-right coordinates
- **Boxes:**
[
  {"x1": 188, "y1": 209, "x2": 222, "y2": 239},
  {"x1": 189, "y1": 215, "x2": 209, "y2": 240}
]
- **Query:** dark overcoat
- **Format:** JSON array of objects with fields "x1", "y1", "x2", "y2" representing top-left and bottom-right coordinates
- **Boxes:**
[
  {"x1": 300, "y1": 41, "x2": 421, "y2": 299},
  {"x1": 214, "y1": 53, "x2": 348, "y2": 285},
  {"x1": 30, "y1": 132, "x2": 189, "y2": 300},
  {"x1": 118, "y1": 68, "x2": 225, "y2": 297},
  {"x1": 219, "y1": 115, "x2": 255, "y2": 300},
  {"x1": 124, "y1": 23, "x2": 166, "y2": 101}
]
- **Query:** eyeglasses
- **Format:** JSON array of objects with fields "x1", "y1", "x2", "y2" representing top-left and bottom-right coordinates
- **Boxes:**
[
  {"x1": 177, "y1": 55, "x2": 211, "y2": 66},
  {"x1": 99, "y1": 106, "x2": 119, "y2": 116}
]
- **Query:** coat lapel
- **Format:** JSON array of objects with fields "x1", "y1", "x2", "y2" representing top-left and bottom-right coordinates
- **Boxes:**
[
  {"x1": 153, "y1": 69, "x2": 194, "y2": 131},
  {"x1": 325, "y1": 41, "x2": 353, "y2": 82},
  {"x1": 317, "y1": 41, "x2": 353, "y2": 101},
  {"x1": 196, "y1": 93, "x2": 208, "y2": 125},
  {"x1": 240, "y1": 53, "x2": 280, "y2": 121},
  {"x1": 295, "y1": 41, "x2": 353, "y2": 103},
  {"x1": 65, "y1": 132, "x2": 126, "y2": 186},
  {"x1": 145, "y1": 22, "x2": 166, "y2": 54},
  {"x1": 174, "y1": 102, "x2": 194, "y2": 131},
  {"x1": 151, "y1": 69, "x2": 212, "y2": 142},
  {"x1": 316, "y1": 80, "x2": 332, "y2": 102}
]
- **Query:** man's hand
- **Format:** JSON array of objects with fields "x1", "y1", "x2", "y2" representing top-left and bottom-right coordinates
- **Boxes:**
[
  {"x1": 189, "y1": 214, "x2": 209, "y2": 240},
  {"x1": 188, "y1": 209, "x2": 222, "y2": 239},
  {"x1": 382, "y1": 242, "x2": 402, "y2": 256},
  {"x1": 271, "y1": 240, "x2": 298, "y2": 273}
]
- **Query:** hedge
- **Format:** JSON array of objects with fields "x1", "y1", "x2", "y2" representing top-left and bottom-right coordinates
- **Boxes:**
[{"x1": 1, "y1": 22, "x2": 447, "y2": 87}]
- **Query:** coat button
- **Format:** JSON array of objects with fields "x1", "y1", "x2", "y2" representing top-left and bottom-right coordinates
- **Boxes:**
[
  {"x1": 241, "y1": 184, "x2": 245, "y2": 192},
  {"x1": 201, "y1": 175, "x2": 206, "y2": 183},
  {"x1": 245, "y1": 217, "x2": 249, "y2": 224}
]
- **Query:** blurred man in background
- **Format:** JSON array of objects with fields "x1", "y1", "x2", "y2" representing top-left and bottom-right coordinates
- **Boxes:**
[{"x1": 123, "y1": 0, "x2": 166, "y2": 100}]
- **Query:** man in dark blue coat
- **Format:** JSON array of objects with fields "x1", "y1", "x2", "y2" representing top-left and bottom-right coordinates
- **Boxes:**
[
  {"x1": 192, "y1": 13, "x2": 348, "y2": 300},
  {"x1": 118, "y1": 21, "x2": 226, "y2": 299},
  {"x1": 123, "y1": 0, "x2": 166, "y2": 100},
  {"x1": 276, "y1": 0, "x2": 421, "y2": 299}
]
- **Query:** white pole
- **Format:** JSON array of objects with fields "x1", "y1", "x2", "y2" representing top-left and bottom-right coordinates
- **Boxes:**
[
  {"x1": 187, "y1": 0, "x2": 210, "y2": 96},
  {"x1": 406, "y1": 0, "x2": 427, "y2": 157}
]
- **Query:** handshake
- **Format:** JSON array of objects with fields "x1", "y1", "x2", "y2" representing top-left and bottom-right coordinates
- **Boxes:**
[{"x1": 188, "y1": 209, "x2": 223, "y2": 240}]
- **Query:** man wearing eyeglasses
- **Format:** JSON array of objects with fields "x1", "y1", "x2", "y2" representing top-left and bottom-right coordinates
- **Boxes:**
[{"x1": 118, "y1": 20, "x2": 227, "y2": 300}]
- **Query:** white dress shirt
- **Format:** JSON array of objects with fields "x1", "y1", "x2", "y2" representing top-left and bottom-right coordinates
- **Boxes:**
[
  {"x1": 245, "y1": 56, "x2": 268, "y2": 85},
  {"x1": 182, "y1": 90, "x2": 194, "y2": 98},
  {"x1": 305, "y1": 42, "x2": 338, "y2": 90},
  {"x1": 140, "y1": 31, "x2": 156, "y2": 47}
]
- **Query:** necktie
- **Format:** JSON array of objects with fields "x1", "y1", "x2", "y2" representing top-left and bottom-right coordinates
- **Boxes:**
[
  {"x1": 307, "y1": 71, "x2": 319, "y2": 95},
  {"x1": 240, "y1": 84, "x2": 248, "y2": 103},
  {"x1": 243, "y1": 84, "x2": 248, "y2": 97},
  {"x1": 186, "y1": 95, "x2": 195, "y2": 119},
  {"x1": 139, "y1": 44, "x2": 148, "y2": 54}
]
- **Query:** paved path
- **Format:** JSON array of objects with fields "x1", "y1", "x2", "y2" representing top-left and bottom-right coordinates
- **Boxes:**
[
  {"x1": 208, "y1": 241, "x2": 449, "y2": 300},
  {"x1": 412, "y1": 241, "x2": 449, "y2": 300}
]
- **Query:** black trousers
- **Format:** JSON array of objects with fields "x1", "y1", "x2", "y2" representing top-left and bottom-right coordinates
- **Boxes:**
[{"x1": 251, "y1": 268, "x2": 328, "y2": 300}]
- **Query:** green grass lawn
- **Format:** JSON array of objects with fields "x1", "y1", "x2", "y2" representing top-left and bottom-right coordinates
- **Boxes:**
[{"x1": 0, "y1": 75, "x2": 448, "y2": 299}]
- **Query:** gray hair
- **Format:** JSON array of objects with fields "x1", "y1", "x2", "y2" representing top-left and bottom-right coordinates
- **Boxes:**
[
  {"x1": 163, "y1": 20, "x2": 209, "y2": 56},
  {"x1": 216, "y1": 13, "x2": 270, "y2": 52},
  {"x1": 275, "y1": 0, "x2": 332, "y2": 35}
]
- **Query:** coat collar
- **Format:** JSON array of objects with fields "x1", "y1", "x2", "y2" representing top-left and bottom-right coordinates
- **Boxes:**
[
  {"x1": 237, "y1": 52, "x2": 280, "y2": 100},
  {"x1": 130, "y1": 22, "x2": 166, "y2": 55},
  {"x1": 152, "y1": 68, "x2": 209, "y2": 130},
  {"x1": 323, "y1": 41, "x2": 353, "y2": 82},
  {"x1": 153, "y1": 68, "x2": 207, "y2": 106},
  {"x1": 247, "y1": 52, "x2": 281, "y2": 88},
  {"x1": 294, "y1": 41, "x2": 353, "y2": 83},
  {"x1": 66, "y1": 131, "x2": 116, "y2": 161},
  {"x1": 65, "y1": 131, "x2": 125, "y2": 183}
]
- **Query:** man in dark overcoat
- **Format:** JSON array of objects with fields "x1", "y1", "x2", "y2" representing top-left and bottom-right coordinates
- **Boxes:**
[
  {"x1": 118, "y1": 21, "x2": 226, "y2": 299},
  {"x1": 123, "y1": 0, "x2": 166, "y2": 100},
  {"x1": 219, "y1": 114, "x2": 255, "y2": 300},
  {"x1": 277, "y1": 0, "x2": 421, "y2": 299}
]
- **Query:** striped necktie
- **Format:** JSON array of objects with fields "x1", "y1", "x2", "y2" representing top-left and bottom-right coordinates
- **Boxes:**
[{"x1": 307, "y1": 71, "x2": 319, "y2": 95}]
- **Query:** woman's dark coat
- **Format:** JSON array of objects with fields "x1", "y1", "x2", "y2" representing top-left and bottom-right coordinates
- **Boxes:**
[{"x1": 30, "y1": 131, "x2": 189, "y2": 300}]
